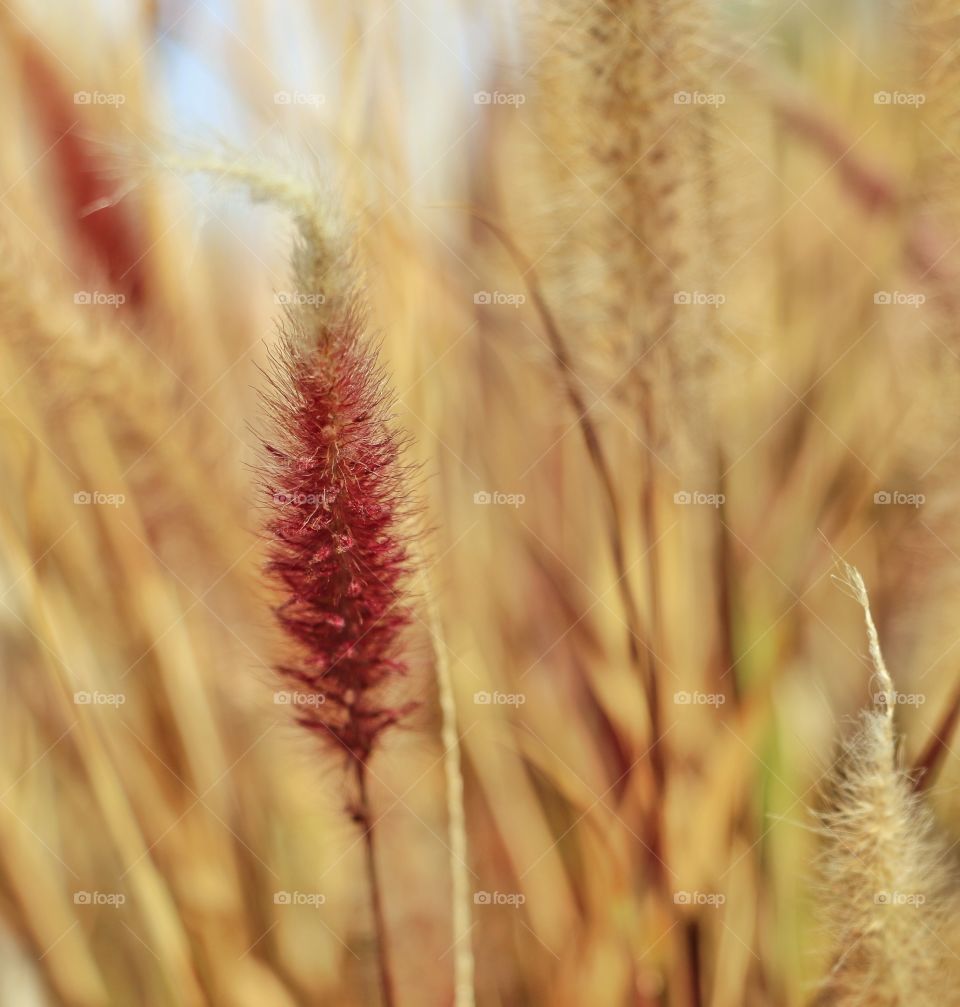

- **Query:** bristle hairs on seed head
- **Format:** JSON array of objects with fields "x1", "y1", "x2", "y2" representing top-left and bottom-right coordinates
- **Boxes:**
[
  {"x1": 262, "y1": 325, "x2": 417, "y2": 763},
  {"x1": 814, "y1": 562, "x2": 960, "y2": 1005}
]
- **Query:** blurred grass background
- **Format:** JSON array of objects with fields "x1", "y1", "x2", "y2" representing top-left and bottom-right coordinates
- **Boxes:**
[{"x1": 1, "y1": 1, "x2": 960, "y2": 1004}]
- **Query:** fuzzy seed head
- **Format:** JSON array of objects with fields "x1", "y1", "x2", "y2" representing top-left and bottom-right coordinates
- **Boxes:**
[{"x1": 264, "y1": 314, "x2": 415, "y2": 764}]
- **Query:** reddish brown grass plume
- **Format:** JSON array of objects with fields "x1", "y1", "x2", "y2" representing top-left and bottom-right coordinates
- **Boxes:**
[{"x1": 263, "y1": 312, "x2": 416, "y2": 765}]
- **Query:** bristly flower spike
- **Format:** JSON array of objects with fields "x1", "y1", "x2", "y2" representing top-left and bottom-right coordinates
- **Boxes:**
[{"x1": 263, "y1": 306, "x2": 417, "y2": 765}]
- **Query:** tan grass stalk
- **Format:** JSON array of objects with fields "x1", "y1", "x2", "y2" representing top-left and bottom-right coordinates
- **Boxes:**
[
  {"x1": 911, "y1": 676, "x2": 960, "y2": 792},
  {"x1": 421, "y1": 572, "x2": 475, "y2": 1007},
  {"x1": 467, "y1": 211, "x2": 664, "y2": 811}
]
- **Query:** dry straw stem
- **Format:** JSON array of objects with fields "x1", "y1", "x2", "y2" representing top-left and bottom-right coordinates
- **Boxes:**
[
  {"x1": 466, "y1": 209, "x2": 667, "y2": 868},
  {"x1": 419, "y1": 564, "x2": 475, "y2": 1007},
  {"x1": 467, "y1": 213, "x2": 654, "y2": 718},
  {"x1": 815, "y1": 563, "x2": 960, "y2": 1005},
  {"x1": 911, "y1": 676, "x2": 960, "y2": 792},
  {"x1": 0, "y1": 506, "x2": 209, "y2": 1006}
]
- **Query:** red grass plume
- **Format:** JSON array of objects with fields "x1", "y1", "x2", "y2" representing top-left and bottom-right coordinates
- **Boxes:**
[{"x1": 262, "y1": 283, "x2": 416, "y2": 766}]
